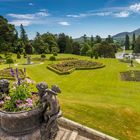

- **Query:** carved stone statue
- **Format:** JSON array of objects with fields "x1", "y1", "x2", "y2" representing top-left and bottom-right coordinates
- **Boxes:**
[
  {"x1": 36, "y1": 82, "x2": 62, "y2": 140},
  {"x1": 0, "y1": 79, "x2": 10, "y2": 100},
  {"x1": 27, "y1": 56, "x2": 31, "y2": 65}
]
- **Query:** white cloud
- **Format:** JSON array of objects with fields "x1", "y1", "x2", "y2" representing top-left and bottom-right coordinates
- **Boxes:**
[
  {"x1": 7, "y1": 10, "x2": 50, "y2": 26},
  {"x1": 8, "y1": 14, "x2": 35, "y2": 19},
  {"x1": 67, "y1": 12, "x2": 112, "y2": 18},
  {"x1": 91, "y1": 12, "x2": 112, "y2": 16},
  {"x1": 129, "y1": 3, "x2": 140, "y2": 13},
  {"x1": 7, "y1": 11, "x2": 49, "y2": 20},
  {"x1": 114, "y1": 11, "x2": 130, "y2": 18},
  {"x1": 40, "y1": 9, "x2": 47, "y2": 12},
  {"x1": 9, "y1": 20, "x2": 32, "y2": 26},
  {"x1": 28, "y1": 3, "x2": 34, "y2": 6},
  {"x1": 58, "y1": 21, "x2": 70, "y2": 26},
  {"x1": 66, "y1": 3, "x2": 140, "y2": 19}
]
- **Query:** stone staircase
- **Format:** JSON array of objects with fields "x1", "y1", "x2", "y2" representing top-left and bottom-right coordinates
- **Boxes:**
[
  {"x1": 55, "y1": 127, "x2": 91, "y2": 140},
  {"x1": 0, "y1": 117, "x2": 118, "y2": 140}
]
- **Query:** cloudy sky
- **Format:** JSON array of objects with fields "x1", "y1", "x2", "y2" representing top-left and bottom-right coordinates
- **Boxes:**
[{"x1": 1, "y1": 0, "x2": 140, "y2": 39}]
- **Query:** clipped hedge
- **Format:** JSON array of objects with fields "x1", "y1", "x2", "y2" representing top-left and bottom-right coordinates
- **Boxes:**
[
  {"x1": 47, "y1": 60, "x2": 105, "y2": 75},
  {"x1": 47, "y1": 65, "x2": 75, "y2": 75}
]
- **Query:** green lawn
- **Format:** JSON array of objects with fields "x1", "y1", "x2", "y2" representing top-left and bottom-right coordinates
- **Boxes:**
[{"x1": 0, "y1": 54, "x2": 140, "y2": 140}]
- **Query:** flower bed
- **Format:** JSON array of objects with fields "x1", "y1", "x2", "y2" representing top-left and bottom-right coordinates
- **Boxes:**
[
  {"x1": 47, "y1": 60, "x2": 105, "y2": 75},
  {"x1": 119, "y1": 59, "x2": 131, "y2": 63},
  {"x1": 56, "y1": 57, "x2": 77, "y2": 61},
  {"x1": 120, "y1": 70, "x2": 140, "y2": 81},
  {"x1": 0, "y1": 68, "x2": 25, "y2": 80}
]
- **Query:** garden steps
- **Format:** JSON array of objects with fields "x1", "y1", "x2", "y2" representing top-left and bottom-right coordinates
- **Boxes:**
[
  {"x1": 0, "y1": 117, "x2": 118, "y2": 140},
  {"x1": 55, "y1": 127, "x2": 89, "y2": 140}
]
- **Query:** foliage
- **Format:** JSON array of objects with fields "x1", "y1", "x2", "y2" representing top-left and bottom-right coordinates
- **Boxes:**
[
  {"x1": 95, "y1": 35, "x2": 102, "y2": 43},
  {"x1": 5, "y1": 53, "x2": 12, "y2": 59},
  {"x1": 3, "y1": 82, "x2": 35, "y2": 112},
  {"x1": 80, "y1": 43, "x2": 90, "y2": 55},
  {"x1": 0, "y1": 16, "x2": 17, "y2": 53},
  {"x1": 51, "y1": 46, "x2": 59, "y2": 56},
  {"x1": 41, "y1": 53, "x2": 46, "y2": 58},
  {"x1": 132, "y1": 33, "x2": 136, "y2": 50},
  {"x1": 72, "y1": 42, "x2": 80, "y2": 55},
  {"x1": 124, "y1": 34, "x2": 130, "y2": 50},
  {"x1": 86, "y1": 49, "x2": 94, "y2": 58},
  {"x1": 23, "y1": 50, "x2": 27, "y2": 58},
  {"x1": 11, "y1": 83, "x2": 32, "y2": 101},
  {"x1": 32, "y1": 33, "x2": 50, "y2": 54},
  {"x1": 49, "y1": 56, "x2": 56, "y2": 61},
  {"x1": 57, "y1": 33, "x2": 73, "y2": 53},
  {"x1": 106, "y1": 35, "x2": 114, "y2": 43},
  {"x1": 17, "y1": 52, "x2": 21, "y2": 59},
  {"x1": 20, "y1": 24, "x2": 28, "y2": 44},
  {"x1": 6, "y1": 58, "x2": 14, "y2": 68},
  {"x1": 94, "y1": 41, "x2": 115, "y2": 58},
  {"x1": 133, "y1": 35, "x2": 140, "y2": 53}
]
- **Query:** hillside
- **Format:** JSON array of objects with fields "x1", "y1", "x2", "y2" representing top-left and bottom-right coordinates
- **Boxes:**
[{"x1": 113, "y1": 28, "x2": 140, "y2": 41}]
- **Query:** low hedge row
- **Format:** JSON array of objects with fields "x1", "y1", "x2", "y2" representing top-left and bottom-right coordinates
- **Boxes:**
[
  {"x1": 47, "y1": 65, "x2": 75, "y2": 75},
  {"x1": 47, "y1": 64, "x2": 105, "y2": 75}
]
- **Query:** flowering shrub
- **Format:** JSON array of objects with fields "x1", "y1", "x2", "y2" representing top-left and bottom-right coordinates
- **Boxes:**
[
  {"x1": 3, "y1": 82, "x2": 39, "y2": 112},
  {"x1": 0, "y1": 68, "x2": 40, "y2": 112}
]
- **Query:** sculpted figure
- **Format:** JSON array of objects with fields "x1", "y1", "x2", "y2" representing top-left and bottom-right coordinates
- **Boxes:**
[
  {"x1": 36, "y1": 83, "x2": 62, "y2": 140},
  {"x1": 0, "y1": 79, "x2": 10, "y2": 100}
]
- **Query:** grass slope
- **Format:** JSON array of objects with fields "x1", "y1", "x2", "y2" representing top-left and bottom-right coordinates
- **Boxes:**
[{"x1": 0, "y1": 54, "x2": 140, "y2": 140}]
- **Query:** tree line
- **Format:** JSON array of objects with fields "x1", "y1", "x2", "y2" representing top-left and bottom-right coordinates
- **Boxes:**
[
  {"x1": 2, "y1": 15, "x2": 140, "y2": 58},
  {"x1": 124, "y1": 33, "x2": 140, "y2": 53}
]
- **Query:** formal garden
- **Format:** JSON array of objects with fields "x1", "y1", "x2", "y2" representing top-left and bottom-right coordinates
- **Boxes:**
[
  {"x1": 1, "y1": 15, "x2": 140, "y2": 140},
  {"x1": 0, "y1": 53, "x2": 140, "y2": 140}
]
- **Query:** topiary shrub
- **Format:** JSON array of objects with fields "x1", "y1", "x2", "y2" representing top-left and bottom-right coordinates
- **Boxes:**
[
  {"x1": 41, "y1": 53, "x2": 46, "y2": 61},
  {"x1": 53, "y1": 52, "x2": 58, "y2": 56},
  {"x1": 49, "y1": 56, "x2": 56, "y2": 61},
  {"x1": 17, "y1": 52, "x2": 21, "y2": 59},
  {"x1": 6, "y1": 58, "x2": 14, "y2": 68}
]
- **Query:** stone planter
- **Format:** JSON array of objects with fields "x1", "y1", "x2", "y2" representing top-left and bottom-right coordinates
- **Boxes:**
[{"x1": 0, "y1": 108, "x2": 43, "y2": 136}]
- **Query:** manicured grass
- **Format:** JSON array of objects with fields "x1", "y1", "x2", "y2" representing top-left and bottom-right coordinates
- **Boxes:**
[{"x1": 0, "y1": 54, "x2": 140, "y2": 140}]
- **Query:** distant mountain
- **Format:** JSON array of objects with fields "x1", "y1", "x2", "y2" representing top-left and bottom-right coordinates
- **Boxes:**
[
  {"x1": 74, "y1": 36, "x2": 90, "y2": 43},
  {"x1": 113, "y1": 28, "x2": 140, "y2": 41},
  {"x1": 74, "y1": 28, "x2": 140, "y2": 43}
]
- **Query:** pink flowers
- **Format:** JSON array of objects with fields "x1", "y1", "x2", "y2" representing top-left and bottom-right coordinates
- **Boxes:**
[
  {"x1": 0, "y1": 100, "x2": 4, "y2": 107},
  {"x1": 16, "y1": 98, "x2": 33, "y2": 109}
]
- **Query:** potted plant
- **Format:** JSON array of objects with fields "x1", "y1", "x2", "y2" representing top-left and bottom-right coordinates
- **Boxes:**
[{"x1": 0, "y1": 68, "x2": 62, "y2": 139}]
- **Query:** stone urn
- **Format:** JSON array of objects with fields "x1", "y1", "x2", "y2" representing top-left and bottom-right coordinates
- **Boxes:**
[{"x1": 0, "y1": 107, "x2": 43, "y2": 136}]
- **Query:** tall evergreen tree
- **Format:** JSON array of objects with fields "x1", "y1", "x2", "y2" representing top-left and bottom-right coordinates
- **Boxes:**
[
  {"x1": 20, "y1": 24, "x2": 28, "y2": 44},
  {"x1": 95, "y1": 35, "x2": 102, "y2": 43},
  {"x1": 91, "y1": 35, "x2": 94, "y2": 47},
  {"x1": 124, "y1": 34, "x2": 130, "y2": 50},
  {"x1": 133, "y1": 35, "x2": 140, "y2": 53},
  {"x1": 106, "y1": 35, "x2": 113, "y2": 43},
  {"x1": 0, "y1": 16, "x2": 17, "y2": 52},
  {"x1": 132, "y1": 33, "x2": 136, "y2": 50},
  {"x1": 83, "y1": 34, "x2": 87, "y2": 42}
]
